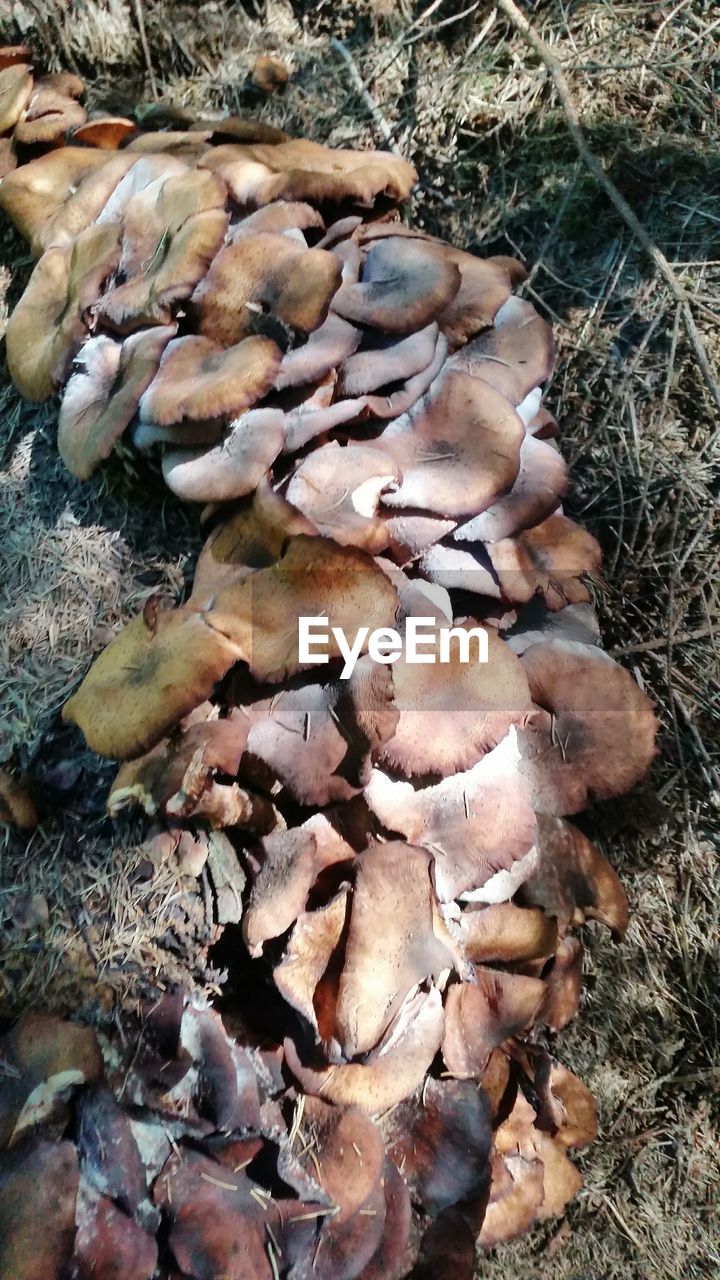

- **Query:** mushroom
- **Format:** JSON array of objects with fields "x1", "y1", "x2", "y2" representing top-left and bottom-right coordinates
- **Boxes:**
[
  {"x1": 107, "y1": 717, "x2": 251, "y2": 817},
  {"x1": 274, "y1": 886, "x2": 350, "y2": 1038},
  {"x1": 139, "y1": 333, "x2": 282, "y2": 426},
  {"x1": 517, "y1": 813, "x2": 629, "y2": 935},
  {"x1": 337, "y1": 323, "x2": 440, "y2": 396},
  {"x1": 442, "y1": 968, "x2": 546, "y2": 1078},
  {"x1": 0, "y1": 1141, "x2": 80, "y2": 1280},
  {"x1": 72, "y1": 1180, "x2": 157, "y2": 1280},
  {"x1": 457, "y1": 901, "x2": 558, "y2": 965},
  {"x1": 485, "y1": 512, "x2": 603, "y2": 610},
  {"x1": 0, "y1": 768, "x2": 38, "y2": 829},
  {"x1": 70, "y1": 116, "x2": 137, "y2": 148},
  {"x1": 0, "y1": 146, "x2": 111, "y2": 252},
  {"x1": 0, "y1": 62, "x2": 33, "y2": 135},
  {"x1": 95, "y1": 153, "x2": 189, "y2": 223},
  {"x1": 274, "y1": 312, "x2": 362, "y2": 390},
  {"x1": 251, "y1": 55, "x2": 290, "y2": 93},
  {"x1": 540, "y1": 936, "x2": 584, "y2": 1031},
  {"x1": 13, "y1": 76, "x2": 87, "y2": 146},
  {"x1": 410, "y1": 1211, "x2": 477, "y2": 1280},
  {"x1": 332, "y1": 238, "x2": 460, "y2": 335},
  {"x1": 448, "y1": 295, "x2": 554, "y2": 405},
  {"x1": 285, "y1": 442, "x2": 400, "y2": 551},
  {"x1": 6, "y1": 221, "x2": 122, "y2": 401},
  {"x1": 335, "y1": 840, "x2": 457, "y2": 1057},
  {"x1": 381, "y1": 1077, "x2": 491, "y2": 1214},
  {"x1": 229, "y1": 200, "x2": 324, "y2": 238},
  {"x1": 376, "y1": 369, "x2": 525, "y2": 518},
  {"x1": 518, "y1": 639, "x2": 657, "y2": 812},
  {"x1": 203, "y1": 535, "x2": 399, "y2": 683},
  {"x1": 58, "y1": 325, "x2": 177, "y2": 479},
  {"x1": 191, "y1": 231, "x2": 341, "y2": 347},
  {"x1": 503, "y1": 597, "x2": 601, "y2": 656},
  {"x1": 453, "y1": 434, "x2": 568, "y2": 544},
  {"x1": 62, "y1": 602, "x2": 244, "y2": 759},
  {"x1": 364, "y1": 731, "x2": 537, "y2": 903},
  {"x1": 162, "y1": 407, "x2": 286, "y2": 503}
]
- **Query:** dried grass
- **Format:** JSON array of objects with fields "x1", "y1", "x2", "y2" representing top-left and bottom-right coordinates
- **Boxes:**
[{"x1": 0, "y1": 1, "x2": 718, "y2": 1276}]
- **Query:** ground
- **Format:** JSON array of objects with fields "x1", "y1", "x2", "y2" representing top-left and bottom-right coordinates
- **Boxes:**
[{"x1": 0, "y1": 2, "x2": 718, "y2": 1277}]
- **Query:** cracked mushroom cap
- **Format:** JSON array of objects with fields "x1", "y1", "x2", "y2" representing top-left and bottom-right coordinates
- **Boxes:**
[
  {"x1": 376, "y1": 369, "x2": 525, "y2": 518},
  {"x1": 58, "y1": 325, "x2": 177, "y2": 479},
  {"x1": 377, "y1": 620, "x2": 531, "y2": 778},
  {"x1": 335, "y1": 840, "x2": 457, "y2": 1057},
  {"x1": 13, "y1": 76, "x2": 87, "y2": 146},
  {"x1": 191, "y1": 231, "x2": 341, "y2": 347},
  {"x1": 5, "y1": 221, "x2": 121, "y2": 401},
  {"x1": 139, "y1": 333, "x2": 281, "y2": 427},
  {"x1": 0, "y1": 62, "x2": 33, "y2": 134},
  {"x1": 364, "y1": 731, "x2": 537, "y2": 902},
  {"x1": 285, "y1": 441, "x2": 400, "y2": 552},
  {"x1": 62, "y1": 602, "x2": 244, "y2": 759},
  {"x1": 332, "y1": 237, "x2": 460, "y2": 335},
  {"x1": 486, "y1": 512, "x2": 603, "y2": 610},
  {"x1": 204, "y1": 535, "x2": 398, "y2": 683},
  {"x1": 518, "y1": 639, "x2": 657, "y2": 812},
  {"x1": 0, "y1": 146, "x2": 112, "y2": 251}
]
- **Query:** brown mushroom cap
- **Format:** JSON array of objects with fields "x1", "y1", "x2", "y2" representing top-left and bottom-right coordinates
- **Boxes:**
[
  {"x1": 541, "y1": 936, "x2": 584, "y2": 1031},
  {"x1": 70, "y1": 116, "x2": 137, "y2": 148},
  {"x1": 0, "y1": 1141, "x2": 80, "y2": 1280},
  {"x1": 251, "y1": 55, "x2": 290, "y2": 93},
  {"x1": 332, "y1": 238, "x2": 460, "y2": 335},
  {"x1": 0, "y1": 63, "x2": 33, "y2": 134},
  {"x1": 58, "y1": 325, "x2": 177, "y2": 479},
  {"x1": 0, "y1": 46, "x2": 32, "y2": 70},
  {"x1": 190, "y1": 477, "x2": 317, "y2": 602},
  {"x1": 518, "y1": 813, "x2": 629, "y2": 935},
  {"x1": 162, "y1": 407, "x2": 286, "y2": 503},
  {"x1": 442, "y1": 968, "x2": 545, "y2": 1077},
  {"x1": 284, "y1": 985, "x2": 444, "y2": 1112},
  {"x1": 191, "y1": 231, "x2": 341, "y2": 347},
  {"x1": 139, "y1": 333, "x2": 281, "y2": 425},
  {"x1": 274, "y1": 886, "x2": 350, "y2": 1037},
  {"x1": 449, "y1": 295, "x2": 554, "y2": 405},
  {"x1": 95, "y1": 153, "x2": 189, "y2": 222},
  {"x1": 285, "y1": 442, "x2": 400, "y2": 552},
  {"x1": 376, "y1": 369, "x2": 525, "y2": 518},
  {"x1": 124, "y1": 129, "x2": 213, "y2": 162},
  {"x1": 337, "y1": 323, "x2": 439, "y2": 397},
  {"x1": 204, "y1": 535, "x2": 398, "y2": 683},
  {"x1": 200, "y1": 138, "x2": 416, "y2": 208},
  {"x1": 62, "y1": 603, "x2": 244, "y2": 759},
  {"x1": 518, "y1": 639, "x2": 657, "y2": 812},
  {"x1": 364, "y1": 732, "x2": 537, "y2": 903},
  {"x1": 230, "y1": 200, "x2": 324, "y2": 238},
  {"x1": 504, "y1": 598, "x2": 601, "y2": 656},
  {"x1": 486, "y1": 512, "x2": 603, "y2": 610},
  {"x1": 0, "y1": 768, "x2": 38, "y2": 829},
  {"x1": 458, "y1": 901, "x2": 558, "y2": 964},
  {"x1": 6, "y1": 221, "x2": 122, "y2": 401},
  {"x1": 453, "y1": 434, "x2": 568, "y2": 544},
  {"x1": 274, "y1": 313, "x2": 361, "y2": 390},
  {"x1": 377, "y1": 620, "x2": 531, "y2": 778},
  {"x1": 13, "y1": 80, "x2": 87, "y2": 146},
  {"x1": 36, "y1": 151, "x2": 138, "y2": 253},
  {"x1": 0, "y1": 146, "x2": 111, "y2": 251},
  {"x1": 107, "y1": 717, "x2": 251, "y2": 816},
  {"x1": 529, "y1": 1050, "x2": 599, "y2": 1149},
  {"x1": 336, "y1": 840, "x2": 457, "y2": 1056},
  {"x1": 410, "y1": 1210, "x2": 477, "y2": 1280}
]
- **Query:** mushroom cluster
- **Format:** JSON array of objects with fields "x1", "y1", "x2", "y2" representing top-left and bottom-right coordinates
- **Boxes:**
[
  {"x1": 0, "y1": 1000, "x2": 598, "y2": 1280},
  {"x1": 0, "y1": 51, "x2": 658, "y2": 1270}
]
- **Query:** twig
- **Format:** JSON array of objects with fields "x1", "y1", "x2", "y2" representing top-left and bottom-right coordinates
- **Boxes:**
[
  {"x1": 133, "y1": 0, "x2": 159, "y2": 101},
  {"x1": 330, "y1": 38, "x2": 402, "y2": 157},
  {"x1": 495, "y1": 0, "x2": 720, "y2": 422},
  {"x1": 610, "y1": 625, "x2": 716, "y2": 659}
]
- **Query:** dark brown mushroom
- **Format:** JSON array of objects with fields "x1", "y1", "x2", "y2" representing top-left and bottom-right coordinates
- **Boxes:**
[
  {"x1": 332, "y1": 237, "x2": 460, "y2": 335},
  {"x1": 442, "y1": 968, "x2": 545, "y2": 1077}
]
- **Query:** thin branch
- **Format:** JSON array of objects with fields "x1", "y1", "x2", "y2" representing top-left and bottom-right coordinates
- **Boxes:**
[
  {"x1": 496, "y1": 0, "x2": 720, "y2": 422},
  {"x1": 133, "y1": 0, "x2": 159, "y2": 101},
  {"x1": 329, "y1": 37, "x2": 402, "y2": 157}
]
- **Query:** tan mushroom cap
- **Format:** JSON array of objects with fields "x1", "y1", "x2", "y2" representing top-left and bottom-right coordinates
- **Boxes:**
[
  {"x1": 6, "y1": 220, "x2": 122, "y2": 401},
  {"x1": 0, "y1": 146, "x2": 110, "y2": 251},
  {"x1": 0, "y1": 63, "x2": 33, "y2": 134},
  {"x1": 518, "y1": 813, "x2": 629, "y2": 935},
  {"x1": 518, "y1": 639, "x2": 657, "y2": 812},
  {"x1": 530, "y1": 1051, "x2": 599, "y2": 1149},
  {"x1": 95, "y1": 153, "x2": 189, "y2": 223},
  {"x1": 191, "y1": 231, "x2": 341, "y2": 346},
  {"x1": 540, "y1": 936, "x2": 584, "y2": 1031},
  {"x1": 285, "y1": 442, "x2": 400, "y2": 552},
  {"x1": 449, "y1": 295, "x2": 554, "y2": 405},
  {"x1": 453, "y1": 434, "x2": 568, "y2": 545},
  {"x1": 58, "y1": 325, "x2": 177, "y2": 479},
  {"x1": 337, "y1": 323, "x2": 439, "y2": 397},
  {"x1": 0, "y1": 1013, "x2": 103, "y2": 1146},
  {"x1": 284, "y1": 985, "x2": 444, "y2": 1112},
  {"x1": 332, "y1": 238, "x2": 460, "y2": 335},
  {"x1": 13, "y1": 81, "x2": 87, "y2": 146},
  {"x1": 230, "y1": 200, "x2": 324, "y2": 238},
  {"x1": 364, "y1": 732, "x2": 537, "y2": 902},
  {"x1": 190, "y1": 477, "x2": 317, "y2": 602},
  {"x1": 378, "y1": 621, "x2": 531, "y2": 778},
  {"x1": 124, "y1": 129, "x2": 213, "y2": 163},
  {"x1": 442, "y1": 968, "x2": 545, "y2": 1078},
  {"x1": 35, "y1": 152, "x2": 138, "y2": 253},
  {"x1": 0, "y1": 46, "x2": 32, "y2": 70},
  {"x1": 458, "y1": 901, "x2": 558, "y2": 965},
  {"x1": 377, "y1": 369, "x2": 525, "y2": 519},
  {"x1": 63, "y1": 603, "x2": 244, "y2": 759},
  {"x1": 200, "y1": 138, "x2": 416, "y2": 207},
  {"x1": 336, "y1": 841, "x2": 456, "y2": 1057},
  {"x1": 251, "y1": 55, "x2": 290, "y2": 92},
  {"x1": 0, "y1": 769, "x2": 38, "y2": 829},
  {"x1": 274, "y1": 886, "x2": 350, "y2": 1038},
  {"x1": 162, "y1": 407, "x2": 286, "y2": 503},
  {"x1": 97, "y1": 182, "x2": 230, "y2": 332},
  {"x1": 70, "y1": 116, "x2": 137, "y2": 148},
  {"x1": 139, "y1": 333, "x2": 281, "y2": 425},
  {"x1": 486, "y1": 512, "x2": 603, "y2": 610},
  {"x1": 205, "y1": 535, "x2": 399, "y2": 683}
]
